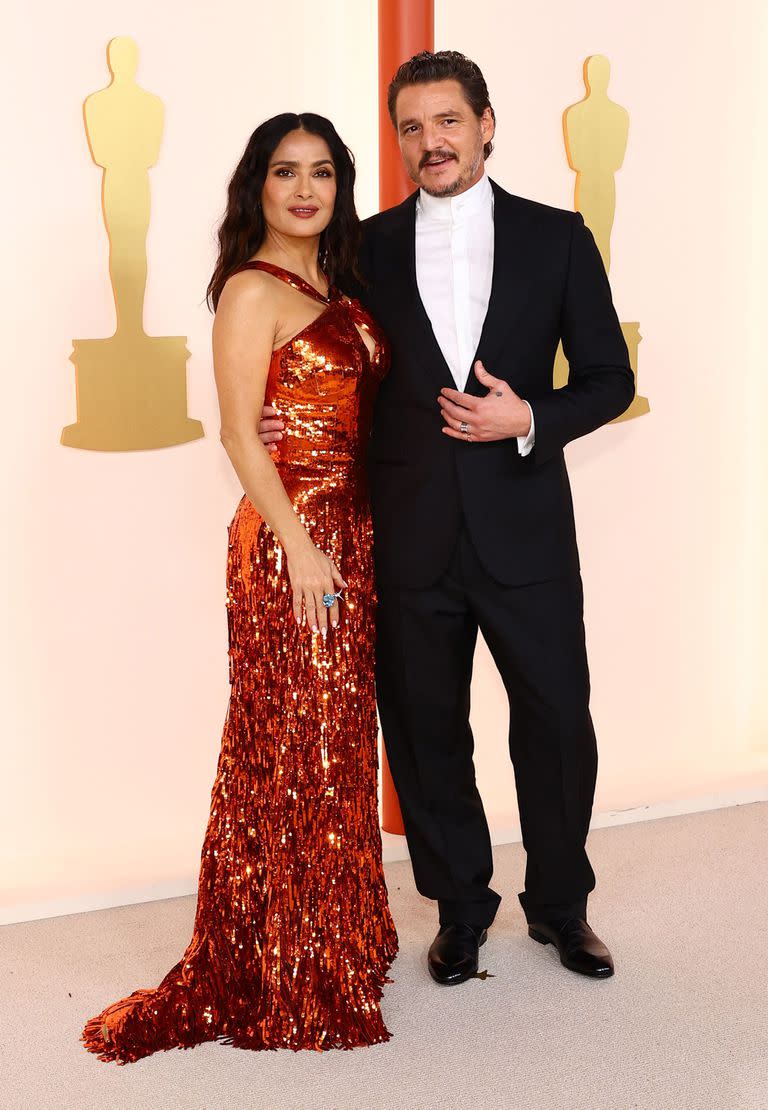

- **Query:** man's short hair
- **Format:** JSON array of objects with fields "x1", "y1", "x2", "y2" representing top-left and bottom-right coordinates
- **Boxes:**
[{"x1": 387, "y1": 50, "x2": 495, "y2": 159}]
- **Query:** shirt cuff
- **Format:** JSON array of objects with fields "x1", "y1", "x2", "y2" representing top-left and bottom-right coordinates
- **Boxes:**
[{"x1": 516, "y1": 401, "x2": 535, "y2": 456}]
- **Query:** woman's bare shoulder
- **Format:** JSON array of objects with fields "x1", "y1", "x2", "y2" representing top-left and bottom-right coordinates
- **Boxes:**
[{"x1": 218, "y1": 266, "x2": 279, "y2": 312}]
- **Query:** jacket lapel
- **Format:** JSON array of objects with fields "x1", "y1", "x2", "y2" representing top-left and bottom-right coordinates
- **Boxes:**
[
  {"x1": 464, "y1": 181, "x2": 535, "y2": 397},
  {"x1": 381, "y1": 192, "x2": 456, "y2": 392},
  {"x1": 379, "y1": 181, "x2": 535, "y2": 397}
]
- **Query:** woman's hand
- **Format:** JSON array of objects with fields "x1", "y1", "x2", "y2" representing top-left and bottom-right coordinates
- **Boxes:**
[
  {"x1": 286, "y1": 539, "x2": 348, "y2": 636},
  {"x1": 258, "y1": 404, "x2": 284, "y2": 453}
]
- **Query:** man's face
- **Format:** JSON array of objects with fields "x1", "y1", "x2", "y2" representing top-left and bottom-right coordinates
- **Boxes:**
[{"x1": 394, "y1": 79, "x2": 495, "y2": 197}]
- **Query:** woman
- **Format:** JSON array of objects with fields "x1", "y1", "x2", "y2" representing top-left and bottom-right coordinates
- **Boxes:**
[{"x1": 82, "y1": 113, "x2": 397, "y2": 1062}]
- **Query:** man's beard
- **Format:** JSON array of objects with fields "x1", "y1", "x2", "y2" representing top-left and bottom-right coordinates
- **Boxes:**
[{"x1": 416, "y1": 146, "x2": 484, "y2": 198}]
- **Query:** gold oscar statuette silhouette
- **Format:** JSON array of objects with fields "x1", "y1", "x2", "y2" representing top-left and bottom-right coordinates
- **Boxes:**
[
  {"x1": 554, "y1": 54, "x2": 650, "y2": 422},
  {"x1": 61, "y1": 37, "x2": 203, "y2": 450}
]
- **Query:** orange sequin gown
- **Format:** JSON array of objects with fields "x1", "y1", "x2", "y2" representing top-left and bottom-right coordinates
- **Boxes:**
[{"x1": 82, "y1": 262, "x2": 397, "y2": 1062}]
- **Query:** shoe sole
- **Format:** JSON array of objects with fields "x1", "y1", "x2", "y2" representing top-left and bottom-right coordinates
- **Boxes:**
[
  {"x1": 528, "y1": 926, "x2": 614, "y2": 979},
  {"x1": 428, "y1": 929, "x2": 488, "y2": 986}
]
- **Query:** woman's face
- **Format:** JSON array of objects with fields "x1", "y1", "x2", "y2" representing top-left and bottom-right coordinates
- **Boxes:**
[{"x1": 260, "y1": 129, "x2": 337, "y2": 241}]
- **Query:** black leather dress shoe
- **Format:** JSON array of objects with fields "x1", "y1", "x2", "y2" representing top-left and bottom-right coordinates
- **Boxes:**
[
  {"x1": 428, "y1": 923, "x2": 488, "y2": 985},
  {"x1": 527, "y1": 916, "x2": 614, "y2": 978}
]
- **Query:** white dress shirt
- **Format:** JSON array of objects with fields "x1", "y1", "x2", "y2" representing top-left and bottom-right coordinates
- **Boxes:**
[{"x1": 415, "y1": 172, "x2": 535, "y2": 456}]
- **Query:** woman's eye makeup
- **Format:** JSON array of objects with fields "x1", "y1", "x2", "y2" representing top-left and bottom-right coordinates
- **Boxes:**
[{"x1": 271, "y1": 166, "x2": 334, "y2": 178}]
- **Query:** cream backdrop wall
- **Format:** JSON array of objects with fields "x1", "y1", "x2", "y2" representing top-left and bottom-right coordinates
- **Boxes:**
[
  {"x1": 2, "y1": 0, "x2": 380, "y2": 924},
  {"x1": 2, "y1": 0, "x2": 766, "y2": 924},
  {"x1": 438, "y1": 0, "x2": 768, "y2": 836}
]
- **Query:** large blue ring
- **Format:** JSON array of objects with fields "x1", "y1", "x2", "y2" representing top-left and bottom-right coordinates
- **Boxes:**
[{"x1": 322, "y1": 592, "x2": 337, "y2": 608}]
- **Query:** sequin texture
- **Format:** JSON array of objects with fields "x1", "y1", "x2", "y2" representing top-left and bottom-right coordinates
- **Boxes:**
[{"x1": 82, "y1": 262, "x2": 397, "y2": 1062}]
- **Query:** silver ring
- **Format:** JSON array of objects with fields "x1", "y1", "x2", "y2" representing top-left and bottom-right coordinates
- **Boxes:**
[
  {"x1": 459, "y1": 421, "x2": 470, "y2": 434},
  {"x1": 322, "y1": 589, "x2": 344, "y2": 608}
]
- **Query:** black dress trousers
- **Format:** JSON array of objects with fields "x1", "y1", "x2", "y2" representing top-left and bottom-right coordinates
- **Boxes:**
[{"x1": 375, "y1": 526, "x2": 598, "y2": 928}]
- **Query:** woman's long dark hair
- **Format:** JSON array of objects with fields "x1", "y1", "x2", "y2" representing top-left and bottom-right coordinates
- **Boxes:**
[{"x1": 207, "y1": 113, "x2": 360, "y2": 311}]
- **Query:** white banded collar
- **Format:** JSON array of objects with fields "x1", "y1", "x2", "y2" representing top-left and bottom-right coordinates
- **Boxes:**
[{"x1": 416, "y1": 171, "x2": 494, "y2": 225}]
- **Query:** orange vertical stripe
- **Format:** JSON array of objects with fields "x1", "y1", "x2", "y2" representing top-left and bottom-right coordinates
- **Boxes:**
[
  {"x1": 378, "y1": 0, "x2": 434, "y2": 208},
  {"x1": 378, "y1": 0, "x2": 434, "y2": 835}
]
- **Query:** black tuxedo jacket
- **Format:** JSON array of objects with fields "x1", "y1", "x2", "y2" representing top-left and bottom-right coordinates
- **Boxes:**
[{"x1": 350, "y1": 179, "x2": 635, "y2": 589}]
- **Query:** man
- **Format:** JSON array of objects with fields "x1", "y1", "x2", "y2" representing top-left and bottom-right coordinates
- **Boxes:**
[{"x1": 261, "y1": 51, "x2": 635, "y2": 985}]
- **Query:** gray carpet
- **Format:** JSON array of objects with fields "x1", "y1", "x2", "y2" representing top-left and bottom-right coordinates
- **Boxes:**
[{"x1": 2, "y1": 803, "x2": 767, "y2": 1110}]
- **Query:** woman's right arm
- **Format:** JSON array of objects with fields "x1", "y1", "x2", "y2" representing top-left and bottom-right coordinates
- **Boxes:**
[{"x1": 213, "y1": 272, "x2": 346, "y2": 636}]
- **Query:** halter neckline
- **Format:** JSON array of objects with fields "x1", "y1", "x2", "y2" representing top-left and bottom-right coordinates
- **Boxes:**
[{"x1": 232, "y1": 260, "x2": 332, "y2": 305}]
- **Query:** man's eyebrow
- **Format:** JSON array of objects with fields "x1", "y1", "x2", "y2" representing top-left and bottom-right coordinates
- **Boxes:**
[
  {"x1": 399, "y1": 110, "x2": 464, "y2": 128},
  {"x1": 269, "y1": 158, "x2": 334, "y2": 167}
]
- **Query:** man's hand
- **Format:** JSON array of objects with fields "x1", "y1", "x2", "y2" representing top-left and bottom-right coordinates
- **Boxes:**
[
  {"x1": 258, "y1": 404, "x2": 284, "y2": 453},
  {"x1": 438, "y1": 361, "x2": 532, "y2": 442}
]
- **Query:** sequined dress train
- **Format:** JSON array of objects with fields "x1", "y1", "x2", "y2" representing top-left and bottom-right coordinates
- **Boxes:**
[{"x1": 82, "y1": 262, "x2": 397, "y2": 1062}]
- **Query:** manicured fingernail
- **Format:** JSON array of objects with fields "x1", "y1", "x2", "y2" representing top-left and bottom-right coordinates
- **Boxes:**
[
  {"x1": 331, "y1": 620, "x2": 338, "y2": 628},
  {"x1": 321, "y1": 627, "x2": 327, "y2": 639}
]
